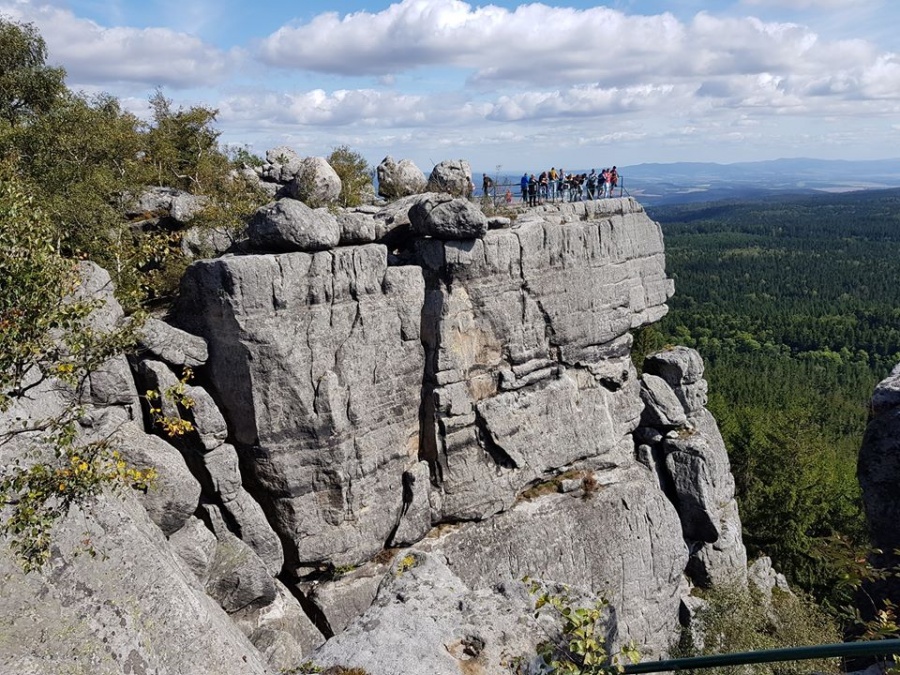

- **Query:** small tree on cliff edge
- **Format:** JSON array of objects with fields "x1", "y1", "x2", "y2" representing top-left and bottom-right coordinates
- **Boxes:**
[{"x1": 329, "y1": 145, "x2": 373, "y2": 207}]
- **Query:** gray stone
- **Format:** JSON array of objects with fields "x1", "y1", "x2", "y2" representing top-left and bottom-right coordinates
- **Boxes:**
[
  {"x1": 376, "y1": 156, "x2": 427, "y2": 199},
  {"x1": 413, "y1": 203, "x2": 673, "y2": 521},
  {"x1": 286, "y1": 156, "x2": 342, "y2": 204},
  {"x1": 85, "y1": 353, "x2": 139, "y2": 409},
  {"x1": 202, "y1": 503, "x2": 278, "y2": 613},
  {"x1": 169, "y1": 515, "x2": 218, "y2": 584},
  {"x1": 127, "y1": 186, "x2": 208, "y2": 224},
  {"x1": 0, "y1": 493, "x2": 270, "y2": 675},
  {"x1": 309, "y1": 552, "x2": 552, "y2": 675},
  {"x1": 217, "y1": 488, "x2": 285, "y2": 576},
  {"x1": 185, "y1": 383, "x2": 229, "y2": 450},
  {"x1": 249, "y1": 198, "x2": 340, "y2": 252},
  {"x1": 871, "y1": 365, "x2": 900, "y2": 416},
  {"x1": 388, "y1": 461, "x2": 433, "y2": 547},
  {"x1": 748, "y1": 556, "x2": 790, "y2": 598},
  {"x1": 409, "y1": 194, "x2": 488, "y2": 240},
  {"x1": 372, "y1": 192, "x2": 426, "y2": 240},
  {"x1": 233, "y1": 579, "x2": 326, "y2": 672},
  {"x1": 303, "y1": 560, "x2": 390, "y2": 635},
  {"x1": 173, "y1": 245, "x2": 426, "y2": 568},
  {"x1": 202, "y1": 442, "x2": 243, "y2": 501},
  {"x1": 644, "y1": 346, "x2": 705, "y2": 386},
  {"x1": 641, "y1": 373, "x2": 688, "y2": 427},
  {"x1": 426, "y1": 159, "x2": 473, "y2": 197},
  {"x1": 415, "y1": 468, "x2": 689, "y2": 656},
  {"x1": 105, "y1": 413, "x2": 201, "y2": 537},
  {"x1": 181, "y1": 224, "x2": 243, "y2": 259},
  {"x1": 337, "y1": 210, "x2": 377, "y2": 244},
  {"x1": 137, "y1": 317, "x2": 209, "y2": 369}
]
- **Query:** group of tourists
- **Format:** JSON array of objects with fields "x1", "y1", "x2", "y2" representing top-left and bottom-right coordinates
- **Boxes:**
[{"x1": 517, "y1": 167, "x2": 619, "y2": 206}]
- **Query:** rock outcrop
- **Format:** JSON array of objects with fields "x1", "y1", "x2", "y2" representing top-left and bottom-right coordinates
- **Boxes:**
[
  {"x1": 858, "y1": 363, "x2": 900, "y2": 610},
  {"x1": 1, "y1": 172, "x2": 756, "y2": 674},
  {"x1": 636, "y1": 346, "x2": 748, "y2": 586},
  {"x1": 376, "y1": 156, "x2": 427, "y2": 199}
]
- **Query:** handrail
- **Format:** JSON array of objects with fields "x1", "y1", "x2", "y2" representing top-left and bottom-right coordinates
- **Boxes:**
[{"x1": 623, "y1": 639, "x2": 900, "y2": 673}]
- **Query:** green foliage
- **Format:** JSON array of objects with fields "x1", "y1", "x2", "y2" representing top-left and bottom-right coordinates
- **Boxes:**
[
  {"x1": 0, "y1": 164, "x2": 154, "y2": 571},
  {"x1": 328, "y1": 145, "x2": 372, "y2": 207},
  {"x1": 0, "y1": 428, "x2": 156, "y2": 573},
  {"x1": 0, "y1": 18, "x2": 66, "y2": 126},
  {"x1": 674, "y1": 583, "x2": 841, "y2": 675},
  {"x1": 527, "y1": 578, "x2": 640, "y2": 674},
  {"x1": 0, "y1": 162, "x2": 134, "y2": 407},
  {"x1": 648, "y1": 191, "x2": 900, "y2": 606}
]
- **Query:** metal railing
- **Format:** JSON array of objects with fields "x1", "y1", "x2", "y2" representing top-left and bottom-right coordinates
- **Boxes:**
[
  {"x1": 622, "y1": 639, "x2": 900, "y2": 674},
  {"x1": 477, "y1": 177, "x2": 628, "y2": 207}
]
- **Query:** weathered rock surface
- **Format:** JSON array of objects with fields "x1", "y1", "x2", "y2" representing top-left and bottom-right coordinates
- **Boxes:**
[
  {"x1": 376, "y1": 156, "x2": 427, "y2": 199},
  {"x1": 417, "y1": 468, "x2": 689, "y2": 655},
  {"x1": 0, "y1": 494, "x2": 270, "y2": 675},
  {"x1": 127, "y1": 186, "x2": 209, "y2": 224},
  {"x1": 174, "y1": 244, "x2": 426, "y2": 569},
  {"x1": 416, "y1": 198, "x2": 673, "y2": 521},
  {"x1": 1, "y1": 187, "x2": 763, "y2": 673},
  {"x1": 859, "y1": 363, "x2": 900, "y2": 607},
  {"x1": 637, "y1": 347, "x2": 748, "y2": 586},
  {"x1": 409, "y1": 193, "x2": 488, "y2": 239},
  {"x1": 426, "y1": 159, "x2": 472, "y2": 196},
  {"x1": 249, "y1": 198, "x2": 341, "y2": 252},
  {"x1": 286, "y1": 156, "x2": 342, "y2": 205},
  {"x1": 137, "y1": 316, "x2": 209, "y2": 369},
  {"x1": 310, "y1": 552, "x2": 552, "y2": 675}
]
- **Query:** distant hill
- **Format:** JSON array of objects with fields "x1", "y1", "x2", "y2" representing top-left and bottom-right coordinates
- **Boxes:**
[{"x1": 617, "y1": 158, "x2": 900, "y2": 206}]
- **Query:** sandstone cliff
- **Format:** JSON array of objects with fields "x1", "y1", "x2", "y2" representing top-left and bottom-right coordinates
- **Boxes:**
[{"x1": 0, "y1": 183, "x2": 750, "y2": 674}]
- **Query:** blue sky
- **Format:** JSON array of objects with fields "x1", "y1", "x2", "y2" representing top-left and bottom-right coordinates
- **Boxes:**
[{"x1": 2, "y1": 0, "x2": 898, "y2": 172}]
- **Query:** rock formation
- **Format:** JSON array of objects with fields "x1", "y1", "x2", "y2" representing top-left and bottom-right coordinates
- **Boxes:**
[
  {"x1": 0, "y1": 167, "x2": 756, "y2": 674},
  {"x1": 376, "y1": 156, "x2": 427, "y2": 199},
  {"x1": 858, "y1": 364, "x2": 900, "y2": 613}
]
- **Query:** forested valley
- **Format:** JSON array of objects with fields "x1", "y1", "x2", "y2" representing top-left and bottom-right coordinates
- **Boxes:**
[{"x1": 641, "y1": 189, "x2": 900, "y2": 611}]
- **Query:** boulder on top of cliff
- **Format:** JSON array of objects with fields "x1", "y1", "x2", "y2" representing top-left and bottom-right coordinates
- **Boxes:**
[
  {"x1": 127, "y1": 186, "x2": 208, "y2": 225},
  {"x1": 644, "y1": 346, "x2": 705, "y2": 386},
  {"x1": 408, "y1": 193, "x2": 488, "y2": 240},
  {"x1": 285, "y1": 156, "x2": 342, "y2": 205},
  {"x1": 377, "y1": 156, "x2": 427, "y2": 199},
  {"x1": 426, "y1": 159, "x2": 472, "y2": 197},
  {"x1": 262, "y1": 146, "x2": 304, "y2": 183},
  {"x1": 248, "y1": 198, "x2": 340, "y2": 252}
]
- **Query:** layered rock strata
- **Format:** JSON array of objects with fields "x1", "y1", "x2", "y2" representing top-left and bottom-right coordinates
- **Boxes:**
[{"x1": 1, "y1": 187, "x2": 753, "y2": 674}]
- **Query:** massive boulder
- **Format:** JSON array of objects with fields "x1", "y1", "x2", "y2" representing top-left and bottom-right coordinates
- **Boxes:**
[
  {"x1": 426, "y1": 159, "x2": 472, "y2": 196},
  {"x1": 376, "y1": 156, "x2": 427, "y2": 199},
  {"x1": 286, "y1": 156, "x2": 342, "y2": 205},
  {"x1": 416, "y1": 198, "x2": 673, "y2": 521},
  {"x1": 409, "y1": 193, "x2": 488, "y2": 239},
  {"x1": 174, "y1": 244, "x2": 426, "y2": 569},
  {"x1": 249, "y1": 197, "x2": 341, "y2": 252}
]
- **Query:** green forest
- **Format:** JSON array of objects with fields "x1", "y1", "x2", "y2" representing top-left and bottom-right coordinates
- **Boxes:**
[{"x1": 642, "y1": 189, "x2": 900, "y2": 609}]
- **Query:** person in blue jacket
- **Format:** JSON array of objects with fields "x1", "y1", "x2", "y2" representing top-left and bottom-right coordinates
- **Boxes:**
[{"x1": 520, "y1": 172, "x2": 529, "y2": 202}]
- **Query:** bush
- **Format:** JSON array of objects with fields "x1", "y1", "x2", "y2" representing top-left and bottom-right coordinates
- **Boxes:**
[
  {"x1": 675, "y1": 582, "x2": 841, "y2": 675},
  {"x1": 328, "y1": 145, "x2": 372, "y2": 207}
]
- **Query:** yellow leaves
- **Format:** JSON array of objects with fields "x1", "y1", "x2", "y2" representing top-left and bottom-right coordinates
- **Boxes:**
[{"x1": 144, "y1": 366, "x2": 196, "y2": 439}]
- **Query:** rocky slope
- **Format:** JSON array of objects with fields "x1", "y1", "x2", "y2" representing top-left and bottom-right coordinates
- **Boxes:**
[{"x1": 1, "y1": 158, "x2": 751, "y2": 674}]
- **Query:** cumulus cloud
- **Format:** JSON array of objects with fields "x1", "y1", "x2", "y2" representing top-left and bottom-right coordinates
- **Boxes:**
[
  {"x1": 0, "y1": 1, "x2": 233, "y2": 88},
  {"x1": 255, "y1": 0, "x2": 900, "y2": 109}
]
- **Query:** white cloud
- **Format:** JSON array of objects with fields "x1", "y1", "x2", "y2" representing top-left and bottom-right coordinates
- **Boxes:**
[{"x1": 0, "y1": 1, "x2": 233, "y2": 88}]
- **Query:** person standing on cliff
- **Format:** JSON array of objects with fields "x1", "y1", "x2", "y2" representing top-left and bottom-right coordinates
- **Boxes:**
[
  {"x1": 520, "y1": 172, "x2": 529, "y2": 202},
  {"x1": 610, "y1": 166, "x2": 619, "y2": 197},
  {"x1": 527, "y1": 174, "x2": 537, "y2": 207}
]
